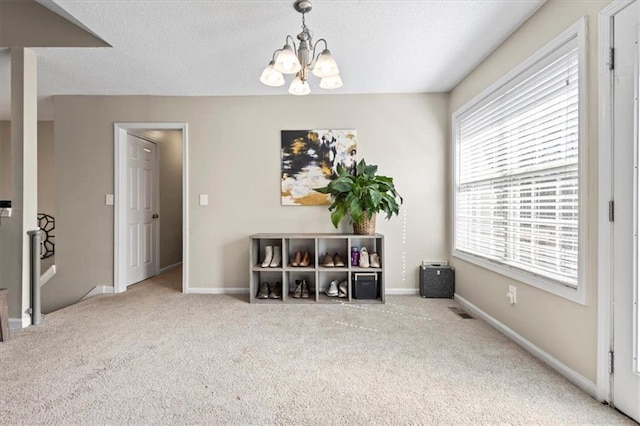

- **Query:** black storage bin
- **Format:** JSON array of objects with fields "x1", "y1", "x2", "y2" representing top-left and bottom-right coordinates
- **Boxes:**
[
  {"x1": 353, "y1": 273, "x2": 378, "y2": 299},
  {"x1": 420, "y1": 265, "x2": 454, "y2": 298}
]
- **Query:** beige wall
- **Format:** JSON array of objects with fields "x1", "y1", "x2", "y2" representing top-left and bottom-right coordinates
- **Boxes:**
[
  {"x1": 157, "y1": 130, "x2": 183, "y2": 269},
  {"x1": 0, "y1": 121, "x2": 56, "y2": 212},
  {"x1": 46, "y1": 94, "x2": 448, "y2": 313},
  {"x1": 0, "y1": 120, "x2": 54, "y2": 317},
  {"x1": 449, "y1": 0, "x2": 611, "y2": 382},
  {"x1": 0, "y1": 122, "x2": 10, "y2": 198},
  {"x1": 37, "y1": 121, "x2": 55, "y2": 217}
]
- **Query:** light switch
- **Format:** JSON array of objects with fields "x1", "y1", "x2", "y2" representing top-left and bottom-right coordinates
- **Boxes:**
[
  {"x1": 199, "y1": 194, "x2": 209, "y2": 206},
  {"x1": 106, "y1": 194, "x2": 114, "y2": 205}
]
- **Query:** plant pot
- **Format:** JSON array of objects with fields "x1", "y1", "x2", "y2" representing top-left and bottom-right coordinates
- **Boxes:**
[{"x1": 353, "y1": 213, "x2": 376, "y2": 235}]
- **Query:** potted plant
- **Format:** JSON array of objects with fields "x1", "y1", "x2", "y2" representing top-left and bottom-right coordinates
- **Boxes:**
[{"x1": 314, "y1": 159, "x2": 403, "y2": 235}]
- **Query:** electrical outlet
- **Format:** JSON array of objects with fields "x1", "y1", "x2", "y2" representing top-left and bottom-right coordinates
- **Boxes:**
[
  {"x1": 0, "y1": 200, "x2": 11, "y2": 208},
  {"x1": 507, "y1": 285, "x2": 517, "y2": 304}
]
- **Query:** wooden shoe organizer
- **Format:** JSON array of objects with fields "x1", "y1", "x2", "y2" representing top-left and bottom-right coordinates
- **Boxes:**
[{"x1": 249, "y1": 233, "x2": 385, "y2": 304}]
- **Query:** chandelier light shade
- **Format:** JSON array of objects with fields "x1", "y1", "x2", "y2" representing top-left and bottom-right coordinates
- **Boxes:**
[
  {"x1": 260, "y1": 0, "x2": 342, "y2": 95},
  {"x1": 274, "y1": 45, "x2": 301, "y2": 74},
  {"x1": 312, "y1": 49, "x2": 339, "y2": 78},
  {"x1": 289, "y1": 75, "x2": 311, "y2": 96},
  {"x1": 259, "y1": 61, "x2": 285, "y2": 87},
  {"x1": 319, "y1": 75, "x2": 343, "y2": 89}
]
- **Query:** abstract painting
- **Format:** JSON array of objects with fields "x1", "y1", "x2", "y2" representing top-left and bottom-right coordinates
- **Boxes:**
[{"x1": 281, "y1": 129, "x2": 357, "y2": 206}]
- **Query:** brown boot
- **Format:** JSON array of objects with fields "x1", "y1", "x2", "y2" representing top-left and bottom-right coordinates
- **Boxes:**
[
  {"x1": 291, "y1": 251, "x2": 301, "y2": 267},
  {"x1": 299, "y1": 251, "x2": 311, "y2": 267}
]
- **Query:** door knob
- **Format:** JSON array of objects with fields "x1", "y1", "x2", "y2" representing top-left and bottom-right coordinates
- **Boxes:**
[{"x1": 152, "y1": 214, "x2": 159, "y2": 219}]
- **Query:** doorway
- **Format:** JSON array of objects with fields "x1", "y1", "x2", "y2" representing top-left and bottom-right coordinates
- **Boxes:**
[
  {"x1": 114, "y1": 123, "x2": 189, "y2": 294},
  {"x1": 600, "y1": 1, "x2": 640, "y2": 421}
]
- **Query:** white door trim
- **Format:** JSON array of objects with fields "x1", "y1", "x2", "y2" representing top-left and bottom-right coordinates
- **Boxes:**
[
  {"x1": 114, "y1": 122, "x2": 189, "y2": 294},
  {"x1": 597, "y1": 0, "x2": 637, "y2": 403}
]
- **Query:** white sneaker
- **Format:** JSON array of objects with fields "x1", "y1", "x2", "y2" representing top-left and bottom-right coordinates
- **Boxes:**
[
  {"x1": 326, "y1": 280, "x2": 339, "y2": 297},
  {"x1": 359, "y1": 247, "x2": 370, "y2": 268},
  {"x1": 261, "y1": 246, "x2": 273, "y2": 267},
  {"x1": 370, "y1": 252, "x2": 381, "y2": 268}
]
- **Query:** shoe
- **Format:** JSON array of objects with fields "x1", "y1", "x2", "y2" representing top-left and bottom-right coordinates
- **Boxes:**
[
  {"x1": 269, "y1": 282, "x2": 282, "y2": 299},
  {"x1": 291, "y1": 251, "x2": 301, "y2": 267},
  {"x1": 370, "y1": 252, "x2": 381, "y2": 268},
  {"x1": 301, "y1": 280, "x2": 310, "y2": 299},
  {"x1": 338, "y1": 280, "x2": 348, "y2": 298},
  {"x1": 269, "y1": 246, "x2": 281, "y2": 267},
  {"x1": 260, "y1": 246, "x2": 273, "y2": 267},
  {"x1": 257, "y1": 282, "x2": 269, "y2": 299},
  {"x1": 334, "y1": 253, "x2": 345, "y2": 267},
  {"x1": 359, "y1": 247, "x2": 370, "y2": 268},
  {"x1": 326, "y1": 280, "x2": 339, "y2": 297},
  {"x1": 292, "y1": 280, "x2": 302, "y2": 298},
  {"x1": 321, "y1": 252, "x2": 334, "y2": 267},
  {"x1": 299, "y1": 251, "x2": 311, "y2": 267}
]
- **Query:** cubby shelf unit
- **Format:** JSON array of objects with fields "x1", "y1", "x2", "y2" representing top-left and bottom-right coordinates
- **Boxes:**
[{"x1": 249, "y1": 233, "x2": 385, "y2": 304}]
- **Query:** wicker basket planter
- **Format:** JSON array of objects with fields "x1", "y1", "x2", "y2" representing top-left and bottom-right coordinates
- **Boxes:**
[{"x1": 353, "y1": 213, "x2": 376, "y2": 235}]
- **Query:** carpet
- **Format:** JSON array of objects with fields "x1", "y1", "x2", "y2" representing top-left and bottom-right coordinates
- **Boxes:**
[{"x1": 0, "y1": 268, "x2": 632, "y2": 424}]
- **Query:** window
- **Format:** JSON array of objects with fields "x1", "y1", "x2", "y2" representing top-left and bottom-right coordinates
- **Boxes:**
[{"x1": 452, "y1": 19, "x2": 586, "y2": 302}]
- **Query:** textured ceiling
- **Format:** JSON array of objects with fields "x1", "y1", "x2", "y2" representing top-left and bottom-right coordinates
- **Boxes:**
[{"x1": 0, "y1": 0, "x2": 545, "y2": 120}]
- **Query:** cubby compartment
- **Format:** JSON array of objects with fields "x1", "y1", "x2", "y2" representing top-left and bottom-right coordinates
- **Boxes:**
[
  {"x1": 350, "y1": 236, "x2": 384, "y2": 272},
  {"x1": 285, "y1": 271, "x2": 317, "y2": 302},
  {"x1": 286, "y1": 238, "x2": 315, "y2": 268},
  {"x1": 251, "y1": 270, "x2": 284, "y2": 303},
  {"x1": 317, "y1": 238, "x2": 349, "y2": 269},
  {"x1": 249, "y1": 234, "x2": 384, "y2": 304},
  {"x1": 318, "y1": 270, "x2": 350, "y2": 303},
  {"x1": 252, "y1": 238, "x2": 285, "y2": 269}
]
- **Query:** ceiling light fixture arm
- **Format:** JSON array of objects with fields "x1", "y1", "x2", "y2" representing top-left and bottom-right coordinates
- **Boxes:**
[
  {"x1": 311, "y1": 38, "x2": 329, "y2": 64},
  {"x1": 285, "y1": 35, "x2": 298, "y2": 54}
]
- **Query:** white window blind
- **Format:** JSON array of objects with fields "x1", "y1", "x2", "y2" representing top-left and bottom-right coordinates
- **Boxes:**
[{"x1": 454, "y1": 36, "x2": 581, "y2": 288}]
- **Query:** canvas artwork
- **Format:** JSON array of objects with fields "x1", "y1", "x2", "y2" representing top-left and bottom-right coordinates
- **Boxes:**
[{"x1": 281, "y1": 129, "x2": 357, "y2": 206}]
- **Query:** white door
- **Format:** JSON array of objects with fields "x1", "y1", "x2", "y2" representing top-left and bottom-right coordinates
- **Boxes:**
[
  {"x1": 126, "y1": 134, "x2": 158, "y2": 286},
  {"x1": 612, "y1": 1, "x2": 640, "y2": 421}
]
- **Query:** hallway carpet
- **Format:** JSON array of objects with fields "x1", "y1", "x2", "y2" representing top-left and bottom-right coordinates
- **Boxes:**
[{"x1": 0, "y1": 268, "x2": 632, "y2": 424}]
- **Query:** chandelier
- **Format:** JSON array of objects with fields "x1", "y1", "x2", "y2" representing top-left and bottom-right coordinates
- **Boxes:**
[{"x1": 259, "y1": 0, "x2": 342, "y2": 95}]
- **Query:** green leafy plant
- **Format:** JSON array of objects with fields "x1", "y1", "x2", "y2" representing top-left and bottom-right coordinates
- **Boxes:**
[{"x1": 314, "y1": 159, "x2": 403, "y2": 229}]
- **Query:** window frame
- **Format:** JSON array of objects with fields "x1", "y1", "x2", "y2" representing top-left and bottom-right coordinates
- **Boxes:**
[{"x1": 451, "y1": 18, "x2": 588, "y2": 304}]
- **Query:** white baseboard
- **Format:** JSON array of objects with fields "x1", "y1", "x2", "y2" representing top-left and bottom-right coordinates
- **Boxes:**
[
  {"x1": 81, "y1": 285, "x2": 114, "y2": 301},
  {"x1": 159, "y1": 261, "x2": 183, "y2": 274},
  {"x1": 455, "y1": 294, "x2": 598, "y2": 399},
  {"x1": 187, "y1": 287, "x2": 249, "y2": 295},
  {"x1": 40, "y1": 264, "x2": 56, "y2": 286},
  {"x1": 386, "y1": 288, "x2": 419, "y2": 295}
]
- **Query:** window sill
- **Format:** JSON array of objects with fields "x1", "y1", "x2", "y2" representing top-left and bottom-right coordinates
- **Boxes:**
[{"x1": 452, "y1": 249, "x2": 586, "y2": 305}]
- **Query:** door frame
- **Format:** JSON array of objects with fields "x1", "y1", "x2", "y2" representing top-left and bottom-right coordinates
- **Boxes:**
[
  {"x1": 597, "y1": 0, "x2": 638, "y2": 403},
  {"x1": 113, "y1": 122, "x2": 189, "y2": 294}
]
